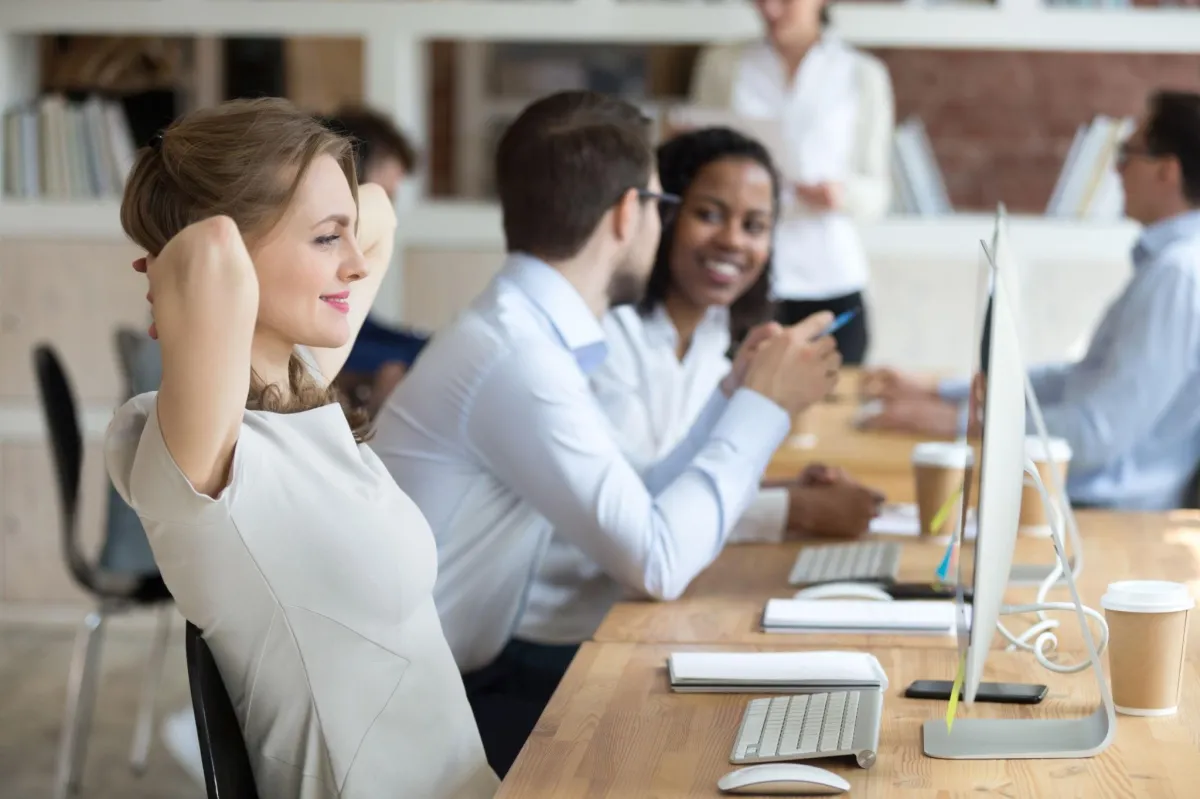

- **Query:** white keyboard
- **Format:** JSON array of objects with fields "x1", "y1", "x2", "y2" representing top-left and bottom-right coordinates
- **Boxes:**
[
  {"x1": 788, "y1": 541, "x2": 900, "y2": 586},
  {"x1": 730, "y1": 691, "x2": 882, "y2": 769}
]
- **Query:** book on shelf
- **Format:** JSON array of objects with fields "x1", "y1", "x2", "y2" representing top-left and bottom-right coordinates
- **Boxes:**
[
  {"x1": 890, "y1": 115, "x2": 952, "y2": 217},
  {"x1": 1046, "y1": 114, "x2": 1133, "y2": 221},
  {"x1": 3, "y1": 94, "x2": 137, "y2": 202}
]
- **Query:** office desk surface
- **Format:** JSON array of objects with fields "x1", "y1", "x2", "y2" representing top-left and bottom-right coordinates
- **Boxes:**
[
  {"x1": 766, "y1": 402, "x2": 951, "y2": 503},
  {"x1": 497, "y1": 642, "x2": 1200, "y2": 798},
  {"x1": 594, "y1": 511, "x2": 1200, "y2": 650}
]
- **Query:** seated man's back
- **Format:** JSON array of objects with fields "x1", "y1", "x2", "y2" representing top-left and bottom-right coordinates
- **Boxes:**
[{"x1": 369, "y1": 91, "x2": 841, "y2": 779}]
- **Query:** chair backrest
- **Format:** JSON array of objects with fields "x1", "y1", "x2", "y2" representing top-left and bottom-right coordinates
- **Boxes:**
[
  {"x1": 99, "y1": 328, "x2": 161, "y2": 577},
  {"x1": 185, "y1": 622, "x2": 260, "y2": 799},
  {"x1": 32, "y1": 344, "x2": 94, "y2": 590},
  {"x1": 114, "y1": 327, "x2": 162, "y2": 398}
]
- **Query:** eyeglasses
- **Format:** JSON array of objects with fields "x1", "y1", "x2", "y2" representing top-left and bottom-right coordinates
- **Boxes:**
[
  {"x1": 638, "y1": 188, "x2": 681, "y2": 206},
  {"x1": 637, "y1": 188, "x2": 681, "y2": 221},
  {"x1": 1116, "y1": 141, "x2": 1158, "y2": 168}
]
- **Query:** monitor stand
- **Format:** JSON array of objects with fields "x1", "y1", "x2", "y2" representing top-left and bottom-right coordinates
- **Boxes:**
[{"x1": 922, "y1": 463, "x2": 1116, "y2": 760}]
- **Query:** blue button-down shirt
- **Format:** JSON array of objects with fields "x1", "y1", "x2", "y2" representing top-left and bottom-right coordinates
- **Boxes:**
[
  {"x1": 371, "y1": 253, "x2": 791, "y2": 671},
  {"x1": 942, "y1": 210, "x2": 1200, "y2": 510}
]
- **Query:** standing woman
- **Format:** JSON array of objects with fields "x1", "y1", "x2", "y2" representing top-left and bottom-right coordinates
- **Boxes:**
[{"x1": 689, "y1": 0, "x2": 895, "y2": 364}]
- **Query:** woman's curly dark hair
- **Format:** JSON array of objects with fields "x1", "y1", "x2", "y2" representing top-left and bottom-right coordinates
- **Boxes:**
[{"x1": 637, "y1": 126, "x2": 781, "y2": 345}]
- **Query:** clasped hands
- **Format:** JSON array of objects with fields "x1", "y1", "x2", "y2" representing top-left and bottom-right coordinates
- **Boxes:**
[{"x1": 857, "y1": 367, "x2": 985, "y2": 439}]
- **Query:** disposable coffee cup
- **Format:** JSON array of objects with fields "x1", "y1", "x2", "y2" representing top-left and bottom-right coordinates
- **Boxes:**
[
  {"x1": 1101, "y1": 580, "x2": 1193, "y2": 716},
  {"x1": 1020, "y1": 436, "x2": 1072, "y2": 537},
  {"x1": 912, "y1": 442, "x2": 974, "y2": 537}
]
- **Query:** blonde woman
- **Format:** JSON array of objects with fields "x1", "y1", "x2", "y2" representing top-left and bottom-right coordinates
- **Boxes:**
[
  {"x1": 105, "y1": 98, "x2": 497, "y2": 798},
  {"x1": 690, "y1": 0, "x2": 895, "y2": 364}
]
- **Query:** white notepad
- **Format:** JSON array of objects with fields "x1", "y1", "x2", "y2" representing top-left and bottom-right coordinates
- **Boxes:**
[
  {"x1": 762, "y1": 598, "x2": 957, "y2": 635},
  {"x1": 668, "y1": 650, "x2": 889, "y2": 694},
  {"x1": 869, "y1": 502, "x2": 978, "y2": 540}
]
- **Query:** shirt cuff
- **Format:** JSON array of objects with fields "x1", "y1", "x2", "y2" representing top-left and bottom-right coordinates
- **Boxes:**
[
  {"x1": 719, "y1": 389, "x2": 793, "y2": 453},
  {"x1": 728, "y1": 487, "x2": 789, "y2": 544},
  {"x1": 938, "y1": 377, "x2": 971, "y2": 402}
]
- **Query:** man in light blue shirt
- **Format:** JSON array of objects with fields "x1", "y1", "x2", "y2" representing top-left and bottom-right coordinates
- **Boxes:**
[
  {"x1": 371, "y1": 91, "x2": 844, "y2": 776},
  {"x1": 862, "y1": 90, "x2": 1200, "y2": 511}
]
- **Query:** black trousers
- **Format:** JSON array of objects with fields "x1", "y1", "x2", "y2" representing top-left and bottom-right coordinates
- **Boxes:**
[
  {"x1": 462, "y1": 638, "x2": 580, "y2": 778},
  {"x1": 776, "y1": 291, "x2": 869, "y2": 366}
]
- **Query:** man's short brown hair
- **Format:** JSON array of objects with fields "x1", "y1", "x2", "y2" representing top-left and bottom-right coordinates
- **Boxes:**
[
  {"x1": 495, "y1": 91, "x2": 655, "y2": 261},
  {"x1": 320, "y1": 106, "x2": 419, "y2": 181}
]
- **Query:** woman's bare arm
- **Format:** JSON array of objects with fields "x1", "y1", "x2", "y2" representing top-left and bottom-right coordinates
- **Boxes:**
[{"x1": 149, "y1": 215, "x2": 258, "y2": 498}]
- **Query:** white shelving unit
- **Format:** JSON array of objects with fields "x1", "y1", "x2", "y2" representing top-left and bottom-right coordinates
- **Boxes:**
[
  {"x1": 0, "y1": 0, "x2": 1191, "y2": 278},
  {"x1": 4, "y1": 1, "x2": 1200, "y2": 51}
]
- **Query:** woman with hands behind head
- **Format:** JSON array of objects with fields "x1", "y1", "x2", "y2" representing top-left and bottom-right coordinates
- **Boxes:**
[
  {"x1": 588, "y1": 126, "x2": 884, "y2": 545},
  {"x1": 105, "y1": 98, "x2": 497, "y2": 798}
]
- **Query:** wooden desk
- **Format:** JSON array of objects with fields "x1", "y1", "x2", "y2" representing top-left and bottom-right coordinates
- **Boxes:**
[
  {"x1": 498, "y1": 642, "x2": 1200, "y2": 798},
  {"x1": 766, "y1": 402, "x2": 947, "y2": 503},
  {"x1": 593, "y1": 512, "x2": 1200, "y2": 651}
]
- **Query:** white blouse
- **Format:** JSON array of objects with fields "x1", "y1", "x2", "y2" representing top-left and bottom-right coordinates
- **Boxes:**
[
  {"x1": 690, "y1": 36, "x2": 895, "y2": 301},
  {"x1": 105, "y1": 395, "x2": 498, "y2": 799},
  {"x1": 514, "y1": 305, "x2": 789, "y2": 645}
]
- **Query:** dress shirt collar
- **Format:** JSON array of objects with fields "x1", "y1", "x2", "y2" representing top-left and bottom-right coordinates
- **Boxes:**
[
  {"x1": 642, "y1": 303, "x2": 731, "y2": 356},
  {"x1": 1133, "y1": 209, "x2": 1200, "y2": 269},
  {"x1": 501, "y1": 252, "x2": 608, "y2": 373}
]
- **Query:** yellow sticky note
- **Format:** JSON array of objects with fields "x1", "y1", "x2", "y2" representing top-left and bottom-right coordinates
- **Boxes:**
[
  {"x1": 929, "y1": 484, "x2": 963, "y2": 535},
  {"x1": 945, "y1": 652, "x2": 966, "y2": 733}
]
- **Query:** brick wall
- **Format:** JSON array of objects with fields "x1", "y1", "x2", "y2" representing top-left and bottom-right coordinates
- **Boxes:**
[
  {"x1": 868, "y1": 49, "x2": 1200, "y2": 212},
  {"x1": 427, "y1": 42, "x2": 1200, "y2": 212}
]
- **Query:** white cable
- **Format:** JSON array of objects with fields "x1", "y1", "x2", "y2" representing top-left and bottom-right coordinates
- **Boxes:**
[
  {"x1": 998, "y1": 601, "x2": 1109, "y2": 674},
  {"x1": 1024, "y1": 355, "x2": 1084, "y2": 585},
  {"x1": 992, "y1": 459, "x2": 1109, "y2": 674}
]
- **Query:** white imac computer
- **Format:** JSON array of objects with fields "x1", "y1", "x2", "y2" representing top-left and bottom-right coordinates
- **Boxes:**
[
  {"x1": 983, "y1": 206, "x2": 1083, "y2": 588},
  {"x1": 922, "y1": 237, "x2": 1116, "y2": 760}
]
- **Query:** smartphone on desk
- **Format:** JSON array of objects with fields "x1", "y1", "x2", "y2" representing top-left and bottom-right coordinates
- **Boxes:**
[
  {"x1": 885, "y1": 583, "x2": 973, "y2": 603},
  {"x1": 904, "y1": 680, "x2": 1048, "y2": 705}
]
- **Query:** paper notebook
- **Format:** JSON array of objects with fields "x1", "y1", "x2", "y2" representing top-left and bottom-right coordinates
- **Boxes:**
[
  {"x1": 869, "y1": 502, "x2": 978, "y2": 540},
  {"x1": 762, "y1": 598, "x2": 957, "y2": 635},
  {"x1": 668, "y1": 650, "x2": 888, "y2": 694}
]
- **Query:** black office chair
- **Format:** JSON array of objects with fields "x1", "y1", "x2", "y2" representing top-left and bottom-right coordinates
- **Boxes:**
[
  {"x1": 32, "y1": 342, "x2": 173, "y2": 798},
  {"x1": 185, "y1": 622, "x2": 260, "y2": 799}
]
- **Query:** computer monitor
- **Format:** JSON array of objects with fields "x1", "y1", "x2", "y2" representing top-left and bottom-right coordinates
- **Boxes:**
[{"x1": 922, "y1": 237, "x2": 1115, "y2": 761}]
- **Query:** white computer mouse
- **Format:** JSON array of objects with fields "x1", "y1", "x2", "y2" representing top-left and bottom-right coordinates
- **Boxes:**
[
  {"x1": 717, "y1": 763, "x2": 850, "y2": 795},
  {"x1": 793, "y1": 582, "x2": 893, "y2": 602}
]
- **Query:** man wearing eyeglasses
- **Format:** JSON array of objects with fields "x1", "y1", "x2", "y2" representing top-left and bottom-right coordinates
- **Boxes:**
[
  {"x1": 862, "y1": 90, "x2": 1200, "y2": 512},
  {"x1": 371, "y1": 90, "x2": 843, "y2": 777}
]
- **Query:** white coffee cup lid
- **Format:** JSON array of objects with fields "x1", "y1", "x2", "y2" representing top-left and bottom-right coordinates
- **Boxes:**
[
  {"x1": 1025, "y1": 435, "x2": 1072, "y2": 463},
  {"x1": 1101, "y1": 580, "x2": 1195, "y2": 614},
  {"x1": 912, "y1": 441, "x2": 974, "y2": 468}
]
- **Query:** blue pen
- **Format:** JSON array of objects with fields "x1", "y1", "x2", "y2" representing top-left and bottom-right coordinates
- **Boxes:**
[{"x1": 813, "y1": 308, "x2": 859, "y2": 341}]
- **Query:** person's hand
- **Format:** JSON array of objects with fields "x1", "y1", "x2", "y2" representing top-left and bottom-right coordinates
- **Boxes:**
[
  {"x1": 132, "y1": 256, "x2": 157, "y2": 340},
  {"x1": 798, "y1": 463, "x2": 847, "y2": 486},
  {"x1": 721, "y1": 321, "x2": 783, "y2": 397},
  {"x1": 859, "y1": 367, "x2": 939, "y2": 402},
  {"x1": 743, "y1": 312, "x2": 842, "y2": 416},
  {"x1": 137, "y1": 215, "x2": 258, "y2": 343},
  {"x1": 795, "y1": 182, "x2": 843, "y2": 212},
  {"x1": 356, "y1": 182, "x2": 399, "y2": 260},
  {"x1": 787, "y1": 482, "x2": 883, "y2": 539},
  {"x1": 967, "y1": 372, "x2": 986, "y2": 438},
  {"x1": 858, "y1": 396, "x2": 960, "y2": 438}
]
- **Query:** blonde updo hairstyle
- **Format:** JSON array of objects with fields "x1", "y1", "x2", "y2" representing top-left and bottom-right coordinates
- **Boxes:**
[{"x1": 119, "y1": 97, "x2": 370, "y2": 440}]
